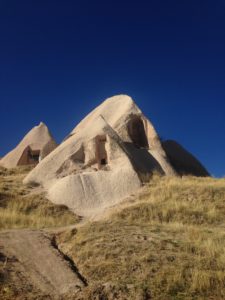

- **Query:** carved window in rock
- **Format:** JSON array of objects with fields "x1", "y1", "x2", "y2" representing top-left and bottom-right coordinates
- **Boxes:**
[
  {"x1": 127, "y1": 116, "x2": 149, "y2": 148},
  {"x1": 28, "y1": 149, "x2": 40, "y2": 163},
  {"x1": 17, "y1": 147, "x2": 40, "y2": 166},
  {"x1": 95, "y1": 135, "x2": 108, "y2": 168}
]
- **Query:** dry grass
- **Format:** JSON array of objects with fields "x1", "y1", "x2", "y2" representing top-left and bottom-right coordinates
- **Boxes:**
[
  {"x1": 1, "y1": 166, "x2": 225, "y2": 299},
  {"x1": 57, "y1": 174, "x2": 225, "y2": 300},
  {"x1": 0, "y1": 166, "x2": 80, "y2": 230}
]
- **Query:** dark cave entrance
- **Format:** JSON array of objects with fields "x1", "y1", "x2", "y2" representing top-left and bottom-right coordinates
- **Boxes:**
[
  {"x1": 28, "y1": 150, "x2": 40, "y2": 162},
  {"x1": 127, "y1": 117, "x2": 149, "y2": 148}
]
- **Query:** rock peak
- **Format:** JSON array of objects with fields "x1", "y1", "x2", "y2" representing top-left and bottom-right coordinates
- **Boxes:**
[{"x1": 0, "y1": 123, "x2": 57, "y2": 168}]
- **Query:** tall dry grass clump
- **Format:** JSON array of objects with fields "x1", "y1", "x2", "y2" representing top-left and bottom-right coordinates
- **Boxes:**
[{"x1": 0, "y1": 166, "x2": 80, "y2": 229}]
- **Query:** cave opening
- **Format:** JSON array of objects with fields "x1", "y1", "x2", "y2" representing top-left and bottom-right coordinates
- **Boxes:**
[
  {"x1": 127, "y1": 117, "x2": 149, "y2": 148},
  {"x1": 95, "y1": 135, "x2": 108, "y2": 169}
]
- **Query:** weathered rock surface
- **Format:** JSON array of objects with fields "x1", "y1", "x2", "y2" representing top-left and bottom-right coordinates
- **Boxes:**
[
  {"x1": 162, "y1": 140, "x2": 210, "y2": 176},
  {"x1": 24, "y1": 95, "x2": 208, "y2": 216},
  {"x1": 0, "y1": 122, "x2": 57, "y2": 168}
]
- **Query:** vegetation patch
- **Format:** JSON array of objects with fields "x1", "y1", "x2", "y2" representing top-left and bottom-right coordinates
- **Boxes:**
[
  {"x1": 57, "y1": 175, "x2": 225, "y2": 300},
  {"x1": 0, "y1": 166, "x2": 80, "y2": 230},
  {"x1": 1, "y1": 166, "x2": 225, "y2": 299}
]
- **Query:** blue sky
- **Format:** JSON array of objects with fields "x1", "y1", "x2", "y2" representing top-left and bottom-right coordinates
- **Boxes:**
[{"x1": 0, "y1": 0, "x2": 224, "y2": 177}]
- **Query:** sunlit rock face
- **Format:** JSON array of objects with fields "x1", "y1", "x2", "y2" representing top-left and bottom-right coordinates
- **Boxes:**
[
  {"x1": 24, "y1": 95, "x2": 208, "y2": 216},
  {"x1": 0, "y1": 122, "x2": 57, "y2": 169}
]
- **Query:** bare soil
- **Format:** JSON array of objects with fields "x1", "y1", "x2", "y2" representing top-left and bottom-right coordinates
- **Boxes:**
[{"x1": 0, "y1": 229, "x2": 86, "y2": 299}]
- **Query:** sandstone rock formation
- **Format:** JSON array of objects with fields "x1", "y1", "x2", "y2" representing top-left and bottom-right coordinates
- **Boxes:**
[
  {"x1": 24, "y1": 95, "x2": 177, "y2": 216},
  {"x1": 0, "y1": 122, "x2": 57, "y2": 168},
  {"x1": 24, "y1": 95, "x2": 209, "y2": 216},
  {"x1": 162, "y1": 140, "x2": 210, "y2": 176}
]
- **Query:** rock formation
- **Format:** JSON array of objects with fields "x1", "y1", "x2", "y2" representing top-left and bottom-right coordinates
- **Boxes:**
[
  {"x1": 23, "y1": 95, "x2": 209, "y2": 216},
  {"x1": 162, "y1": 140, "x2": 209, "y2": 176},
  {"x1": 23, "y1": 95, "x2": 175, "y2": 216},
  {"x1": 0, "y1": 122, "x2": 57, "y2": 168}
]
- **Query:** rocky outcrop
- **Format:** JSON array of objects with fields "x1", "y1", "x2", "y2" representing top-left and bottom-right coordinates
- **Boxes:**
[
  {"x1": 24, "y1": 95, "x2": 209, "y2": 216},
  {"x1": 162, "y1": 140, "x2": 209, "y2": 176},
  {"x1": 0, "y1": 122, "x2": 57, "y2": 168},
  {"x1": 24, "y1": 95, "x2": 176, "y2": 216}
]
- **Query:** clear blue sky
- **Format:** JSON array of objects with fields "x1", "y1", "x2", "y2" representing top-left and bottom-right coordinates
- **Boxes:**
[{"x1": 0, "y1": 0, "x2": 224, "y2": 177}]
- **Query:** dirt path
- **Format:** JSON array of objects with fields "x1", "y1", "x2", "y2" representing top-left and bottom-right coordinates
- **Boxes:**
[
  {"x1": 0, "y1": 229, "x2": 86, "y2": 297},
  {"x1": 0, "y1": 186, "x2": 148, "y2": 298}
]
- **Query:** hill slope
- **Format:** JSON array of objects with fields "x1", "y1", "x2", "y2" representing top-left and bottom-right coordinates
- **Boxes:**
[
  {"x1": 0, "y1": 166, "x2": 80, "y2": 230},
  {"x1": 56, "y1": 174, "x2": 225, "y2": 300},
  {"x1": 0, "y1": 167, "x2": 225, "y2": 299}
]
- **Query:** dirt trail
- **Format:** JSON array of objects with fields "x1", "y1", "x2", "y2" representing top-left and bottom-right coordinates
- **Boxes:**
[
  {"x1": 0, "y1": 229, "x2": 86, "y2": 296},
  {"x1": 0, "y1": 186, "x2": 148, "y2": 298}
]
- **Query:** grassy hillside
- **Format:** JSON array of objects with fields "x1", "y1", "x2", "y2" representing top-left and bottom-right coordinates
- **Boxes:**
[
  {"x1": 1, "y1": 166, "x2": 225, "y2": 299},
  {"x1": 0, "y1": 166, "x2": 80, "y2": 230},
  {"x1": 56, "y1": 174, "x2": 225, "y2": 300}
]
